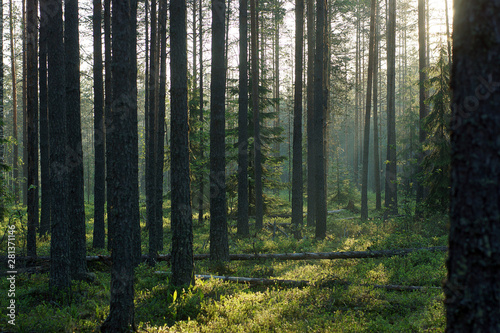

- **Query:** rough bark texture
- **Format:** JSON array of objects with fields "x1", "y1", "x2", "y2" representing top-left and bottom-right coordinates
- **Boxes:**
[
  {"x1": 38, "y1": 0, "x2": 50, "y2": 236},
  {"x1": 198, "y1": 0, "x2": 205, "y2": 224},
  {"x1": 9, "y1": 0, "x2": 19, "y2": 202},
  {"x1": 313, "y1": 0, "x2": 326, "y2": 239},
  {"x1": 372, "y1": 1, "x2": 381, "y2": 211},
  {"x1": 100, "y1": 0, "x2": 137, "y2": 329},
  {"x1": 237, "y1": 0, "x2": 250, "y2": 236},
  {"x1": 292, "y1": 0, "x2": 304, "y2": 238},
  {"x1": 156, "y1": 0, "x2": 167, "y2": 253},
  {"x1": 250, "y1": 0, "x2": 263, "y2": 231},
  {"x1": 47, "y1": 0, "x2": 70, "y2": 292},
  {"x1": 415, "y1": 0, "x2": 427, "y2": 213},
  {"x1": 170, "y1": 0, "x2": 194, "y2": 286},
  {"x1": 446, "y1": 1, "x2": 500, "y2": 331},
  {"x1": 147, "y1": 0, "x2": 159, "y2": 264},
  {"x1": 384, "y1": 0, "x2": 397, "y2": 216},
  {"x1": 93, "y1": 0, "x2": 105, "y2": 249},
  {"x1": 65, "y1": 0, "x2": 87, "y2": 279},
  {"x1": 210, "y1": 0, "x2": 229, "y2": 262},
  {"x1": 26, "y1": 0, "x2": 38, "y2": 257},
  {"x1": 360, "y1": 0, "x2": 377, "y2": 220},
  {"x1": 104, "y1": 0, "x2": 112, "y2": 250},
  {"x1": 306, "y1": 0, "x2": 315, "y2": 227}
]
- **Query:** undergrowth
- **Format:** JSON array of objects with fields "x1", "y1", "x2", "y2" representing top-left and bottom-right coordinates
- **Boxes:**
[{"x1": 0, "y1": 203, "x2": 448, "y2": 332}]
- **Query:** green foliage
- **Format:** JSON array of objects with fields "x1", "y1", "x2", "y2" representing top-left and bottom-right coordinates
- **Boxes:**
[
  {"x1": 0, "y1": 209, "x2": 447, "y2": 332},
  {"x1": 422, "y1": 48, "x2": 451, "y2": 212}
]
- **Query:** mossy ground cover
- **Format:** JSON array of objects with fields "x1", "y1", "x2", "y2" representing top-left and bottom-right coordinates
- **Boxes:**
[{"x1": 1, "y1": 203, "x2": 447, "y2": 332}]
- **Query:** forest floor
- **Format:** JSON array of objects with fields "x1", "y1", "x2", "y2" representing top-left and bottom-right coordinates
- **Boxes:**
[{"x1": 0, "y1": 202, "x2": 448, "y2": 332}]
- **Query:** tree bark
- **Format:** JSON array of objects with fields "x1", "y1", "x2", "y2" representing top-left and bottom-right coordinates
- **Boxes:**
[
  {"x1": 65, "y1": 0, "x2": 87, "y2": 279},
  {"x1": 26, "y1": 0, "x2": 38, "y2": 257},
  {"x1": 101, "y1": 0, "x2": 137, "y2": 329},
  {"x1": 92, "y1": 0, "x2": 105, "y2": 249},
  {"x1": 292, "y1": 0, "x2": 304, "y2": 239},
  {"x1": 38, "y1": 0, "x2": 50, "y2": 237},
  {"x1": 147, "y1": 0, "x2": 159, "y2": 264},
  {"x1": 47, "y1": 0, "x2": 70, "y2": 293},
  {"x1": 237, "y1": 0, "x2": 250, "y2": 236},
  {"x1": 170, "y1": 0, "x2": 194, "y2": 286},
  {"x1": 250, "y1": 0, "x2": 263, "y2": 230},
  {"x1": 306, "y1": 0, "x2": 315, "y2": 227},
  {"x1": 198, "y1": 0, "x2": 205, "y2": 224},
  {"x1": 104, "y1": 0, "x2": 112, "y2": 250},
  {"x1": 210, "y1": 0, "x2": 230, "y2": 262},
  {"x1": 361, "y1": 0, "x2": 377, "y2": 220},
  {"x1": 446, "y1": 1, "x2": 500, "y2": 331},
  {"x1": 384, "y1": 0, "x2": 397, "y2": 216},
  {"x1": 415, "y1": 0, "x2": 427, "y2": 214},
  {"x1": 373, "y1": 0, "x2": 381, "y2": 211},
  {"x1": 9, "y1": 0, "x2": 19, "y2": 203},
  {"x1": 313, "y1": 0, "x2": 326, "y2": 239}
]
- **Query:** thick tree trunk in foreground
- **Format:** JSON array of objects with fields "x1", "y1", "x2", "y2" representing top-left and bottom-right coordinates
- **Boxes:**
[
  {"x1": 101, "y1": 0, "x2": 137, "y2": 329},
  {"x1": 65, "y1": 0, "x2": 87, "y2": 279},
  {"x1": 47, "y1": 0, "x2": 70, "y2": 292},
  {"x1": 445, "y1": 1, "x2": 500, "y2": 331},
  {"x1": 210, "y1": 0, "x2": 229, "y2": 262},
  {"x1": 170, "y1": 0, "x2": 194, "y2": 286},
  {"x1": 306, "y1": 0, "x2": 315, "y2": 227}
]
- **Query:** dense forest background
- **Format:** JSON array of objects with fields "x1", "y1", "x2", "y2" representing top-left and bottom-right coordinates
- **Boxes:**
[{"x1": 2, "y1": 0, "x2": 498, "y2": 331}]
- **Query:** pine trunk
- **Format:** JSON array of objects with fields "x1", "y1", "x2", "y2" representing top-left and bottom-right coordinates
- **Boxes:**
[
  {"x1": 306, "y1": 0, "x2": 315, "y2": 227},
  {"x1": 92, "y1": 0, "x2": 105, "y2": 249},
  {"x1": 237, "y1": 0, "x2": 250, "y2": 236},
  {"x1": 101, "y1": 0, "x2": 137, "y2": 329},
  {"x1": 384, "y1": 0, "x2": 397, "y2": 216},
  {"x1": 446, "y1": 1, "x2": 500, "y2": 330},
  {"x1": 210, "y1": 0, "x2": 229, "y2": 261},
  {"x1": 47, "y1": 0, "x2": 70, "y2": 292},
  {"x1": 170, "y1": 0, "x2": 194, "y2": 286},
  {"x1": 292, "y1": 0, "x2": 304, "y2": 239},
  {"x1": 26, "y1": 0, "x2": 38, "y2": 257}
]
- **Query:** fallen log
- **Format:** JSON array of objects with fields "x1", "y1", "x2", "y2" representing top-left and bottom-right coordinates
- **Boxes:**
[
  {"x1": 2, "y1": 246, "x2": 447, "y2": 266},
  {"x1": 153, "y1": 272, "x2": 441, "y2": 291}
]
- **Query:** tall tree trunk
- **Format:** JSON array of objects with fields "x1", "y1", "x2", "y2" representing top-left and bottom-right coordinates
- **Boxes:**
[
  {"x1": 313, "y1": 0, "x2": 327, "y2": 240},
  {"x1": 170, "y1": 0, "x2": 194, "y2": 286},
  {"x1": 198, "y1": 0, "x2": 204, "y2": 223},
  {"x1": 446, "y1": 1, "x2": 500, "y2": 330},
  {"x1": 157, "y1": 0, "x2": 167, "y2": 252},
  {"x1": 237, "y1": 0, "x2": 250, "y2": 236},
  {"x1": 104, "y1": 0, "x2": 112, "y2": 250},
  {"x1": 65, "y1": 0, "x2": 87, "y2": 279},
  {"x1": 47, "y1": 0, "x2": 70, "y2": 293},
  {"x1": 101, "y1": 0, "x2": 137, "y2": 329},
  {"x1": 251, "y1": 0, "x2": 263, "y2": 230},
  {"x1": 292, "y1": 0, "x2": 304, "y2": 239},
  {"x1": 38, "y1": 0, "x2": 50, "y2": 237},
  {"x1": 0, "y1": 0, "x2": 4, "y2": 220},
  {"x1": 306, "y1": 0, "x2": 315, "y2": 227},
  {"x1": 210, "y1": 0, "x2": 229, "y2": 261},
  {"x1": 360, "y1": 0, "x2": 377, "y2": 220},
  {"x1": 415, "y1": 0, "x2": 427, "y2": 214},
  {"x1": 26, "y1": 0, "x2": 38, "y2": 257},
  {"x1": 22, "y1": 0, "x2": 27, "y2": 207},
  {"x1": 9, "y1": 0, "x2": 19, "y2": 202},
  {"x1": 144, "y1": 0, "x2": 149, "y2": 200},
  {"x1": 373, "y1": 0, "x2": 381, "y2": 211},
  {"x1": 384, "y1": 0, "x2": 397, "y2": 216},
  {"x1": 147, "y1": 0, "x2": 159, "y2": 264},
  {"x1": 93, "y1": 0, "x2": 105, "y2": 249}
]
